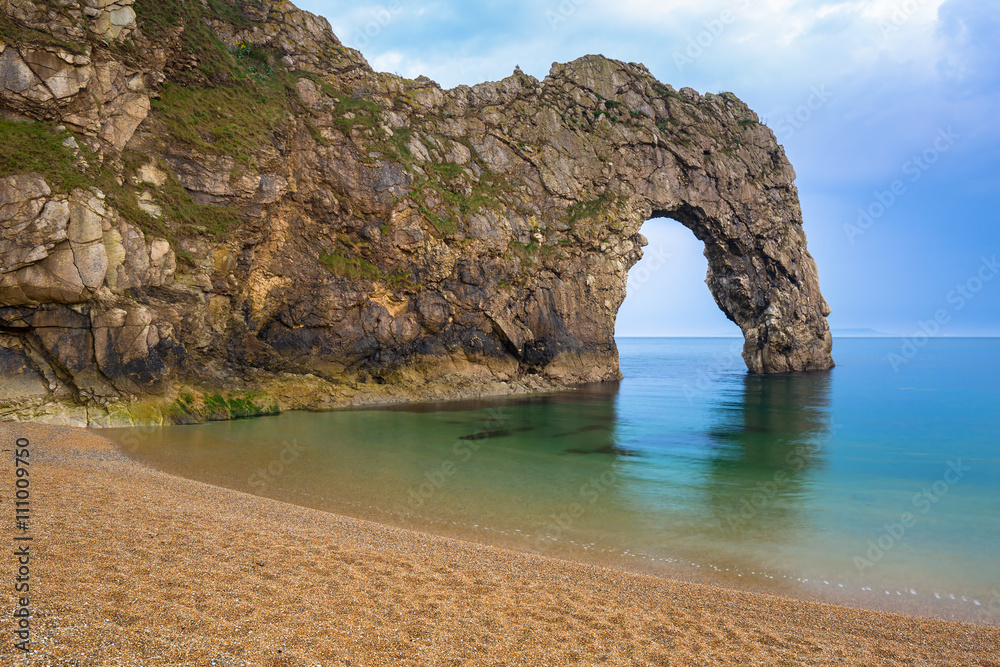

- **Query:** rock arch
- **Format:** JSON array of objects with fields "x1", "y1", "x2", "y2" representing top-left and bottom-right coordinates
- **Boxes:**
[
  {"x1": 0, "y1": 2, "x2": 833, "y2": 424},
  {"x1": 451, "y1": 55, "x2": 835, "y2": 378}
]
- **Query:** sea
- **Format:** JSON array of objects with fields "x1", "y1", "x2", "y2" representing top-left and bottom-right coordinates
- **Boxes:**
[{"x1": 112, "y1": 337, "x2": 1000, "y2": 625}]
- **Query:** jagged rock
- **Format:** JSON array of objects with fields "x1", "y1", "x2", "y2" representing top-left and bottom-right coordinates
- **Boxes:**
[
  {"x1": 1, "y1": 44, "x2": 147, "y2": 152},
  {"x1": 98, "y1": 90, "x2": 149, "y2": 149},
  {"x1": 0, "y1": 342, "x2": 50, "y2": 403},
  {"x1": 0, "y1": 0, "x2": 833, "y2": 424},
  {"x1": 14, "y1": 244, "x2": 88, "y2": 303},
  {"x1": 0, "y1": 174, "x2": 69, "y2": 273},
  {"x1": 5, "y1": 0, "x2": 137, "y2": 42},
  {"x1": 256, "y1": 174, "x2": 289, "y2": 204},
  {"x1": 164, "y1": 152, "x2": 236, "y2": 203},
  {"x1": 109, "y1": 6, "x2": 135, "y2": 28},
  {"x1": 20, "y1": 48, "x2": 92, "y2": 99},
  {"x1": 0, "y1": 48, "x2": 45, "y2": 100}
]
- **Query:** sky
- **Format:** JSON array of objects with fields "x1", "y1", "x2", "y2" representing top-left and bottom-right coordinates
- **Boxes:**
[{"x1": 297, "y1": 0, "x2": 999, "y2": 337}]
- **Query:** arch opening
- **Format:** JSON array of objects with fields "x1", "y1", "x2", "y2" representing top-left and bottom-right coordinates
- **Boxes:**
[{"x1": 616, "y1": 217, "x2": 741, "y2": 339}]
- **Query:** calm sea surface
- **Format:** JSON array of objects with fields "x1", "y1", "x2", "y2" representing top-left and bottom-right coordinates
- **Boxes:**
[{"x1": 111, "y1": 338, "x2": 1000, "y2": 624}]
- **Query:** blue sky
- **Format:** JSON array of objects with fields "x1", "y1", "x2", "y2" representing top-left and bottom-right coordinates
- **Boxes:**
[{"x1": 297, "y1": 0, "x2": 999, "y2": 337}]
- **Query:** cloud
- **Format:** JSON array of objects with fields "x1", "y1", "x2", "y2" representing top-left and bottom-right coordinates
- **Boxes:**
[{"x1": 936, "y1": 0, "x2": 1000, "y2": 81}]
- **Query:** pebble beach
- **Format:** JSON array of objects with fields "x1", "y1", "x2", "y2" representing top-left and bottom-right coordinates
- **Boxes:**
[{"x1": 2, "y1": 421, "x2": 997, "y2": 666}]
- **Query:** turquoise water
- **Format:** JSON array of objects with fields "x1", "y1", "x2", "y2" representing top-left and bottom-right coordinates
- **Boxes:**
[{"x1": 114, "y1": 338, "x2": 1000, "y2": 624}]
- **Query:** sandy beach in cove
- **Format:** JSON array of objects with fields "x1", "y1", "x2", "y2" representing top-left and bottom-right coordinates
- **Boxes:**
[{"x1": 1, "y1": 421, "x2": 997, "y2": 666}]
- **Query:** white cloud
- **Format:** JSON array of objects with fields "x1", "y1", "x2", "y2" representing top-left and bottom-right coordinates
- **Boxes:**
[
  {"x1": 369, "y1": 50, "x2": 408, "y2": 75},
  {"x1": 587, "y1": 0, "x2": 949, "y2": 83}
]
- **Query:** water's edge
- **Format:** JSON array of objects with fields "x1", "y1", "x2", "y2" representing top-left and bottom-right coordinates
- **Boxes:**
[{"x1": 110, "y1": 338, "x2": 1000, "y2": 627}]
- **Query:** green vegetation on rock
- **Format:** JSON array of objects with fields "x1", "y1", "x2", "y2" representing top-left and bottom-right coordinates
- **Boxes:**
[
  {"x1": 151, "y1": 80, "x2": 294, "y2": 165},
  {"x1": 320, "y1": 252, "x2": 411, "y2": 288},
  {"x1": 137, "y1": 0, "x2": 307, "y2": 164},
  {"x1": 565, "y1": 191, "x2": 622, "y2": 225},
  {"x1": 508, "y1": 240, "x2": 566, "y2": 273},
  {"x1": 330, "y1": 95, "x2": 384, "y2": 134},
  {"x1": 170, "y1": 390, "x2": 280, "y2": 423},
  {"x1": 410, "y1": 162, "x2": 512, "y2": 237},
  {"x1": 135, "y1": 0, "x2": 261, "y2": 83},
  {"x1": 0, "y1": 10, "x2": 85, "y2": 53},
  {"x1": 0, "y1": 119, "x2": 98, "y2": 190}
]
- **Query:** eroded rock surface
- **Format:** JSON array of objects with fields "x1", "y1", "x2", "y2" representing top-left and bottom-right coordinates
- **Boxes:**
[{"x1": 0, "y1": 0, "x2": 832, "y2": 424}]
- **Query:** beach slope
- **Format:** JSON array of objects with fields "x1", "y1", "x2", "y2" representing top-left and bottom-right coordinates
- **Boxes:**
[{"x1": 2, "y1": 423, "x2": 996, "y2": 666}]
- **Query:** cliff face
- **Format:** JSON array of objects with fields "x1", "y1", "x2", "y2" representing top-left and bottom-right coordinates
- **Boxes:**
[{"x1": 0, "y1": 0, "x2": 833, "y2": 424}]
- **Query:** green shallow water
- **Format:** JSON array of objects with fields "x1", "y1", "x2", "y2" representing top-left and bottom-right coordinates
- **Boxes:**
[{"x1": 110, "y1": 338, "x2": 1000, "y2": 625}]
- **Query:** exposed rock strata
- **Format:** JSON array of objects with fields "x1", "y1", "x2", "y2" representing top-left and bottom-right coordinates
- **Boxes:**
[{"x1": 0, "y1": 0, "x2": 833, "y2": 425}]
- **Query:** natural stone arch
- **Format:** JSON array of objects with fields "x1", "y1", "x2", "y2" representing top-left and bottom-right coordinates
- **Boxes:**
[
  {"x1": 469, "y1": 55, "x2": 835, "y2": 379},
  {"x1": 0, "y1": 2, "x2": 834, "y2": 423},
  {"x1": 239, "y1": 53, "x2": 835, "y2": 383},
  {"x1": 635, "y1": 199, "x2": 832, "y2": 375}
]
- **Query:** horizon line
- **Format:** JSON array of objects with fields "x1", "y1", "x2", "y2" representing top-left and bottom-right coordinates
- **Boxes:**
[{"x1": 614, "y1": 335, "x2": 1000, "y2": 339}]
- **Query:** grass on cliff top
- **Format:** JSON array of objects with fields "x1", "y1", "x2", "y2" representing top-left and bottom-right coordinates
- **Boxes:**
[
  {"x1": 137, "y1": 0, "x2": 302, "y2": 162},
  {"x1": 145, "y1": 29, "x2": 381, "y2": 162}
]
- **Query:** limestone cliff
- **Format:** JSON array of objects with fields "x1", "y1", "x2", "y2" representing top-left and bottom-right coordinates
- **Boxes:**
[{"x1": 0, "y1": 0, "x2": 833, "y2": 425}]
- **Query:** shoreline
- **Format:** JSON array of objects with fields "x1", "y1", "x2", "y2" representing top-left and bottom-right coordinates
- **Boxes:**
[
  {"x1": 0, "y1": 371, "x2": 575, "y2": 428},
  {"x1": 125, "y1": 440, "x2": 1000, "y2": 629},
  {"x1": 2, "y1": 422, "x2": 998, "y2": 665}
]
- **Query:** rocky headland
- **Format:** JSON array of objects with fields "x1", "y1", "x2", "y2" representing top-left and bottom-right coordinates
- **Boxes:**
[{"x1": 0, "y1": 0, "x2": 833, "y2": 425}]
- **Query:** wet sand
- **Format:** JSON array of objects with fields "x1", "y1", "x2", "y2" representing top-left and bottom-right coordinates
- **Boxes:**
[{"x1": 2, "y1": 422, "x2": 997, "y2": 666}]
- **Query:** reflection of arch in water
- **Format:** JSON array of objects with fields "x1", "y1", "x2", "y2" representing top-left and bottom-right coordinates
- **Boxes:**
[
  {"x1": 703, "y1": 372, "x2": 834, "y2": 540},
  {"x1": 497, "y1": 385, "x2": 636, "y2": 551}
]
